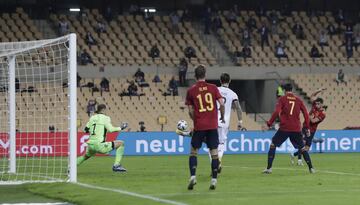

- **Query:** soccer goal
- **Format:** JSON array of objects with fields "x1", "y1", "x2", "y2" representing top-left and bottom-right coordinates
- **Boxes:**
[{"x1": 0, "y1": 34, "x2": 77, "y2": 183}]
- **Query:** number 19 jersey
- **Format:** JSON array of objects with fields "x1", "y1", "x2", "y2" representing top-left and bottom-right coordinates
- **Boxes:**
[
  {"x1": 217, "y1": 86, "x2": 239, "y2": 128},
  {"x1": 185, "y1": 81, "x2": 222, "y2": 131}
]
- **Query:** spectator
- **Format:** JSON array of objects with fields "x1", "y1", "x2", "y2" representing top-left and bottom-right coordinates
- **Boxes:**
[
  {"x1": 100, "y1": 77, "x2": 110, "y2": 92},
  {"x1": 204, "y1": 7, "x2": 212, "y2": 34},
  {"x1": 353, "y1": 32, "x2": 360, "y2": 50},
  {"x1": 168, "y1": 76, "x2": 179, "y2": 96},
  {"x1": 134, "y1": 68, "x2": 145, "y2": 83},
  {"x1": 275, "y1": 42, "x2": 288, "y2": 59},
  {"x1": 139, "y1": 121, "x2": 146, "y2": 132},
  {"x1": 76, "y1": 72, "x2": 81, "y2": 87},
  {"x1": 86, "y1": 99, "x2": 97, "y2": 116},
  {"x1": 292, "y1": 22, "x2": 305, "y2": 40},
  {"x1": 127, "y1": 81, "x2": 138, "y2": 96},
  {"x1": 226, "y1": 9, "x2": 237, "y2": 23},
  {"x1": 258, "y1": 24, "x2": 270, "y2": 49},
  {"x1": 309, "y1": 45, "x2": 324, "y2": 58},
  {"x1": 129, "y1": 4, "x2": 139, "y2": 15},
  {"x1": 256, "y1": 5, "x2": 266, "y2": 17},
  {"x1": 318, "y1": 30, "x2": 329, "y2": 47},
  {"x1": 96, "y1": 19, "x2": 106, "y2": 33},
  {"x1": 334, "y1": 9, "x2": 345, "y2": 25},
  {"x1": 149, "y1": 44, "x2": 160, "y2": 58},
  {"x1": 58, "y1": 17, "x2": 69, "y2": 36},
  {"x1": 246, "y1": 15, "x2": 257, "y2": 31},
  {"x1": 104, "y1": 6, "x2": 112, "y2": 22},
  {"x1": 344, "y1": 23, "x2": 353, "y2": 45},
  {"x1": 49, "y1": 125, "x2": 55, "y2": 133},
  {"x1": 233, "y1": 4, "x2": 240, "y2": 16},
  {"x1": 212, "y1": 13, "x2": 222, "y2": 32},
  {"x1": 15, "y1": 78, "x2": 20, "y2": 92},
  {"x1": 80, "y1": 49, "x2": 93, "y2": 65},
  {"x1": 144, "y1": 10, "x2": 154, "y2": 22},
  {"x1": 268, "y1": 10, "x2": 279, "y2": 34},
  {"x1": 85, "y1": 32, "x2": 97, "y2": 46},
  {"x1": 170, "y1": 12, "x2": 180, "y2": 34},
  {"x1": 184, "y1": 46, "x2": 196, "y2": 59},
  {"x1": 78, "y1": 8, "x2": 88, "y2": 22},
  {"x1": 181, "y1": 9, "x2": 191, "y2": 22},
  {"x1": 241, "y1": 28, "x2": 251, "y2": 46},
  {"x1": 152, "y1": 74, "x2": 162, "y2": 83},
  {"x1": 178, "y1": 58, "x2": 188, "y2": 86},
  {"x1": 335, "y1": 69, "x2": 347, "y2": 86},
  {"x1": 345, "y1": 41, "x2": 354, "y2": 59},
  {"x1": 327, "y1": 23, "x2": 337, "y2": 36},
  {"x1": 241, "y1": 45, "x2": 252, "y2": 59}
]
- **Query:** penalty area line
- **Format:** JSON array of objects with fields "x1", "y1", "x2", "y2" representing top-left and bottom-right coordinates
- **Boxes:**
[
  {"x1": 76, "y1": 182, "x2": 188, "y2": 205},
  {"x1": 223, "y1": 166, "x2": 360, "y2": 176}
]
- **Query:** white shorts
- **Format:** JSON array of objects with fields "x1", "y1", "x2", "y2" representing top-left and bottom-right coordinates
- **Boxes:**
[{"x1": 217, "y1": 126, "x2": 229, "y2": 144}]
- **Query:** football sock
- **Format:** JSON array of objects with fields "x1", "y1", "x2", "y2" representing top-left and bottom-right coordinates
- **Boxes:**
[
  {"x1": 77, "y1": 156, "x2": 86, "y2": 166},
  {"x1": 218, "y1": 143, "x2": 225, "y2": 160},
  {"x1": 267, "y1": 147, "x2": 276, "y2": 169},
  {"x1": 189, "y1": 156, "x2": 197, "y2": 176},
  {"x1": 114, "y1": 145, "x2": 125, "y2": 166},
  {"x1": 211, "y1": 158, "x2": 219, "y2": 178},
  {"x1": 302, "y1": 151, "x2": 313, "y2": 169}
]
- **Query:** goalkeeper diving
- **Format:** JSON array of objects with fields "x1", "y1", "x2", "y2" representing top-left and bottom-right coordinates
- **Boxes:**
[{"x1": 77, "y1": 104, "x2": 129, "y2": 172}]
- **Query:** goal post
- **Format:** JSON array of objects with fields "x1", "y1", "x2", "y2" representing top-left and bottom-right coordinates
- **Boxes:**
[{"x1": 0, "y1": 34, "x2": 77, "y2": 183}]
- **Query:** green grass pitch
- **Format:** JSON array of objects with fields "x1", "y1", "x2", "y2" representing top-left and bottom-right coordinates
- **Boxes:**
[{"x1": 1, "y1": 153, "x2": 360, "y2": 205}]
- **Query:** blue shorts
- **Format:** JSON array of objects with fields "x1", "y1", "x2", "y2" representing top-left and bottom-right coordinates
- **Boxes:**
[
  {"x1": 191, "y1": 129, "x2": 219, "y2": 150},
  {"x1": 272, "y1": 130, "x2": 304, "y2": 149}
]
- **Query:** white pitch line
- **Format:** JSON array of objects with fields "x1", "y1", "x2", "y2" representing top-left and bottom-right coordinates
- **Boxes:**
[
  {"x1": 76, "y1": 182, "x2": 188, "y2": 205},
  {"x1": 223, "y1": 166, "x2": 360, "y2": 176},
  {"x1": 153, "y1": 189, "x2": 360, "y2": 197}
]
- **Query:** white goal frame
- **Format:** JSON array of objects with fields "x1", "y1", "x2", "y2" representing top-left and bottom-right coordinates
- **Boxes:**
[{"x1": 0, "y1": 33, "x2": 77, "y2": 183}]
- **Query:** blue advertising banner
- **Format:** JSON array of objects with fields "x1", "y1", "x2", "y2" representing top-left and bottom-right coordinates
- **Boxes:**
[{"x1": 111, "y1": 130, "x2": 360, "y2": 156}]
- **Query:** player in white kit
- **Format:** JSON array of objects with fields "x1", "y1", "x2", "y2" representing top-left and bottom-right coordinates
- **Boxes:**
[{"x1": 208, "y1": 73, "x2": 243, "y2": 173}]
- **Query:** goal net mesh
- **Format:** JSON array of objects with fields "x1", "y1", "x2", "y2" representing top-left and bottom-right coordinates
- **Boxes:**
[{"x1": 0, "y1": 35, "x2": 76, "y2": 183}]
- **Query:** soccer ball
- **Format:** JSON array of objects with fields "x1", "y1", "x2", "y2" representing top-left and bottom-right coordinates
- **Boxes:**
[{"x1": 177, "y1": 120, "x2": 188, "y2": 131}]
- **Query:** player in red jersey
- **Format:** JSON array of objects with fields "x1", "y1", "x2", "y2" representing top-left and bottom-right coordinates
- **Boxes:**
[
  {"x1": 262, "y1": 83, "x2": 315, "y2": 174},
  {"x1": 185, "y1": 65, "x2": 225, "y2": 190},
  {"x1": 291, "y1": 88, "x2": 327, "y2": 165}
]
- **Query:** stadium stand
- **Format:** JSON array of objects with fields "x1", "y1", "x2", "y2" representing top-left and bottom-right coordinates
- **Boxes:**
[
  {"x1": 49, "y1": 9, "x2": 217, "y2": 67},
  {"x1": 0, "y1": 8, "x2": 43, "y2": 42},
  {"x1": 290, "y1": 73, "x2": 360, "y2": 130},
  {"x1": 216, "y1": 10, "x2": 360, "y2": 67},
  {"x1": 77, "y1": 75, "x2": 261, "y2": 132}
]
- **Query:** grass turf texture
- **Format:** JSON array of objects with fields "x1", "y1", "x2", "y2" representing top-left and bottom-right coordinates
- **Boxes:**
[{"x1": 2, "y1": 153, "x2": 360, "y2": 205}]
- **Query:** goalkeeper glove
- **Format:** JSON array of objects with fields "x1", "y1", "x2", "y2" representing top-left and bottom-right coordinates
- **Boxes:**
[
  {"x1": 120, "y1": 122, "x2": 128, "y2": 130},
  {"x1": 176, "y1": 129, "x2": 192, "y2": 137}
]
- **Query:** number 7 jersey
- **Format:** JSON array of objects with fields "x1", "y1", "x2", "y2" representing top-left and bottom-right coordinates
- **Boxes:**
[
  {"x1": 185, "y1": 81, "x2": 223, "y2": 131},
  {"x1": 267, "y1": 92, "x2": 310, "y2": 132}
]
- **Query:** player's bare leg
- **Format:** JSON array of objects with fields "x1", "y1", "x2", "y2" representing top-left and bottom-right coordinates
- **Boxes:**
[
  {"x1": 301, "y1": 146, "x2": 315, "y2": 173},
  {"x1": 263, "y1": 143, "x2": 276, "y2": 174},
  {"x1": 112, "y1": 140, "x2": 127, "y2": 172},
  {"x1": 209, "y1": 148, "x2": 219, "y2": 190},
  {"x1": 188, "y1": 147, "x2": 198, "y2": 190}
]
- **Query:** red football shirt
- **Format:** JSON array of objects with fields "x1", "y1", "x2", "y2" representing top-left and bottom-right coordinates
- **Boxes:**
[
  {"x1": 304, "y1": 101, "x2": 326, "y2": 133},
  {"x1": 185, "y1": 81, "x2": 222, "y2": 131},
  {"x1": 267, "y1": 92, "x2": 310, "y2": 132}
]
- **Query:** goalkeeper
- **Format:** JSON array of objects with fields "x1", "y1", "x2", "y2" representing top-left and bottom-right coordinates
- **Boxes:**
[{"x1": 77, "y1": 104, "x2": 128, "y2": 172}]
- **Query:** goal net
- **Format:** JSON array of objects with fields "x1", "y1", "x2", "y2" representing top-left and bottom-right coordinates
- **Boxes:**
[{"x1": 0, "y1": 34, "x2": 77, "y2": 183}]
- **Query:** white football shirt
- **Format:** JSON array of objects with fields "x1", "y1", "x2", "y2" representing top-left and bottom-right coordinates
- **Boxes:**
[{"x1": 217, "y1": 86, "x2": 239, "y2": 128}]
